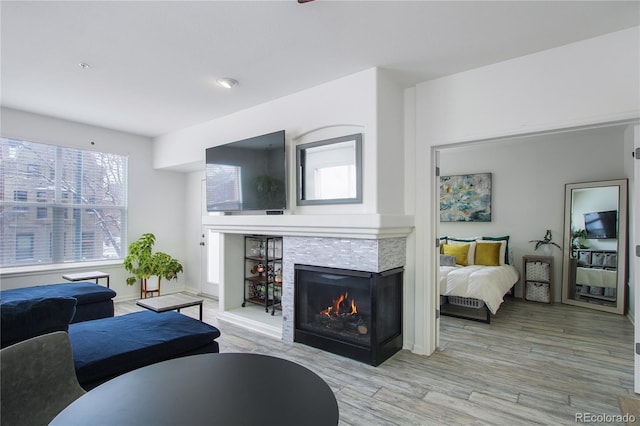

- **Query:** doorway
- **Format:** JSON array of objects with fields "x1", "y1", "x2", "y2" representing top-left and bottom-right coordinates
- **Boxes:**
[
  {"x1": 200, "y1": 179, "x2": 220, "y2": 299},
  {"x1": 433, "y1": 123, "x2": 639, "y2": 390}
]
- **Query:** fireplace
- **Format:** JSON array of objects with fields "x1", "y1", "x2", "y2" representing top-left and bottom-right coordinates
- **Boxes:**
[{"x1": 294, "y1": 264, "x2": 403, "y2": 366}]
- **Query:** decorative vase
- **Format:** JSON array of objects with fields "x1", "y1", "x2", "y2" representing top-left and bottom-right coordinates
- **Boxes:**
[{"x1": 541, "y1": 245, "x2": 553, "y2": 256}]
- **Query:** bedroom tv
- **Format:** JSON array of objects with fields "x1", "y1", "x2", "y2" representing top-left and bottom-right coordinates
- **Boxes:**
[
  {"x1": 583, "y1": 210, "x2": 618, "y2": 239},
  {"x1": 205, "y1": 130, "x2": 286, "y2": 212}
]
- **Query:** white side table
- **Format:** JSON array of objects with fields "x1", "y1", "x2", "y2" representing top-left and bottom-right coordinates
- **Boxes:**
[{"x1": 62, "y1": 271, "x2": 110, "y2": 288}]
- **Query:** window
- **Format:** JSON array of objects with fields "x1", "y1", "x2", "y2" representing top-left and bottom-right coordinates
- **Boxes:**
[
  {"x1": 15, "y1": 233, "x2": 34, "y2": 261},
  {"x1": 12, "y1": 190, "x2": 28, "y2": 213},
  {"x1": 0, "y1": 138, "x2": 128, "y2": 267},
  {"x1": 36, "y1": 191, "x2": 48, "y2": 219},
  {"x1": 27, "y1": 164, "x2": 41, "y2": 175},
  {"x1": 314, "y1": 165, "x2": 357, "y2": 199},
  {"x1": 13, "y1": 190, "x2": 27, "y2": 201},
  {"x1": 36, "y1": 207, "x2": 48, "y2": 219},
  {"x1": 296, "y1": 133, "x2": 363, "y2": 206},
  {"x1": 82, "y1": 232, "x2": 95, "y2": 259}
]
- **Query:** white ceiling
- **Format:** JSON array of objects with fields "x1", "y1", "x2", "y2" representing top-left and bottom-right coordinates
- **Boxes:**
[{"x1": 2, "y1": 1, "x2": 638, "y2": 138}]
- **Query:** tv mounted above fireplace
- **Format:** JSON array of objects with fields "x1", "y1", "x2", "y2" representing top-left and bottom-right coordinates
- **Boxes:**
[{"x1": 205, "y1": 130, "x2": 286, "y2": 212}]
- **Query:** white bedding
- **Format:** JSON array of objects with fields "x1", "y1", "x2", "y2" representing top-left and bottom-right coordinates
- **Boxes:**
[{"x1": 440, "y1": 265, "x2": 519, "y2": 314}]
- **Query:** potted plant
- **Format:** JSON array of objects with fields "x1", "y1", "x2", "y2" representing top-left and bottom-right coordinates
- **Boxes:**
[
  {"x1": 570, "y1": 228, "x2": 588, "y2": 258},
  {"x1": 529, "y1": 229, "x2": 561, "y2": 256},
  {"x1": 124, "y1": 233, "x2": 183, "y2": 297}
]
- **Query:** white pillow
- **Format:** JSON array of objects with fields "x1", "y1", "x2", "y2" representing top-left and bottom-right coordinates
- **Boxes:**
[{"x1": 467, "y1": 242, "x2": 476, "y2": 265}]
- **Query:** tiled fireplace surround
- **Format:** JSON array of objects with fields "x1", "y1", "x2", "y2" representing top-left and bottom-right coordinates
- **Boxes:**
[
  {"x1": 204, "y1": 214, "x2": 413, "y2": 342},
  {"x1": 281, "y1": 236, "x2": 406, "y2": 342}
]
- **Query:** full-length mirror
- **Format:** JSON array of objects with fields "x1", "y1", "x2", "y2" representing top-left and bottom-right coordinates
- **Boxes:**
[
  {"x1": 296, "y1": 133, "x2": 362, "y2": 205},
  {"x1": 562, "y1": 179, "x2": 628, "y2": 314}
]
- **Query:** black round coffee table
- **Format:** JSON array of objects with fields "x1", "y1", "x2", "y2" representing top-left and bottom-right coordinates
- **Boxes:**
[{"x1": 50, "y1": 353, "x2": 339, "y2": 426}]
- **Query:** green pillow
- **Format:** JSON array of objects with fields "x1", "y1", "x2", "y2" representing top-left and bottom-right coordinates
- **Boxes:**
[{"x1": 448, "y1": 237, "x2": 477, "y2": 243}]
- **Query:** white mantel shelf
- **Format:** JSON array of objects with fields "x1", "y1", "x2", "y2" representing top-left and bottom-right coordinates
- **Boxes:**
[{"x1": 202, "y1": 214, "x2": 414, "y2": 239}]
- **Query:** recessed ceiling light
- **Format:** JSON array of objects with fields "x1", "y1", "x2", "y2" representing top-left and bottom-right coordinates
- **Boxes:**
[
  {"x1": 216, "y1": 78, "x2": 238, "y2": 89},
  {"x1": 79, "y1": 62, "x2": 91, "y2": 69}
]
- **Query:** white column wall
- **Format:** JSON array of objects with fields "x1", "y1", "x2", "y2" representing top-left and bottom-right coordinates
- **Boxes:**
[{"x1": 376, "y1": 68, "x2": 405, "y2": 215}]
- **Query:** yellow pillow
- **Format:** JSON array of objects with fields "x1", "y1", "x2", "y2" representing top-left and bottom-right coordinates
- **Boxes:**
[
  {"x1": 475, "y1": 241, "x2": 501, "y2": 266},
  {"x1": 442, "y1": 243, "x2": 470, "y2": 266}
]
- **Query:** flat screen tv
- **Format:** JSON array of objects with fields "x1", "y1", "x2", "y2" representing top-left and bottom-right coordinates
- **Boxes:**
[
  {"x1": 205, "y1": 130, "x2": 286, "y2": 212},
  {"x1": 583, "y1": 210, "x2": 618, "y2": 239}
]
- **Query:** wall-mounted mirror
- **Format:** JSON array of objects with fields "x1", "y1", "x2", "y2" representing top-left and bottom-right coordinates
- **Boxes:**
[
  {"x1": 561, "y1": 179, "x2": 628, "y2": 314},
  {"x1": 296, "y1": 133, "x2": 362, "y2": 205}
]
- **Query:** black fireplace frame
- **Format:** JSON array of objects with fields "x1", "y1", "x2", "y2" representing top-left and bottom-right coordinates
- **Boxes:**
[{"x1": 294, "y1": 264, "x2": 403, "y2": 366}]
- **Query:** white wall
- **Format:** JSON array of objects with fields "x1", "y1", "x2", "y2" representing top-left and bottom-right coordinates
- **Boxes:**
[
  {"x1": 0, "y1": 108, "x2": 187, "y2": 301},
  {"x1": 154, "y1": 68, "x2": 405, "y2": 217},
  {"x1": 412, "y1": 27, "x2": 639, "y2": 354},
  {"x1": 417, "y1": 27, "x2": 639, "y2": 145},
  {"x1": 439, "y1": 125, "x2": 628, "y2": 302}
]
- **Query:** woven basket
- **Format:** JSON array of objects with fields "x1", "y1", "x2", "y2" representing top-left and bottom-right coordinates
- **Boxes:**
[
  {"x1": 526, "y1": 261, "x2": 550, "y2": 281},
  {"x1": 526, "y1": 281, "x2": 550, "y2": 303}
]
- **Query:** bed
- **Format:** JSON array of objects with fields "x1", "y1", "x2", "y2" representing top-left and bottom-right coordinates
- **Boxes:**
[{"x1": 439, "y1": 236, "x2": 520, "y2": 323}]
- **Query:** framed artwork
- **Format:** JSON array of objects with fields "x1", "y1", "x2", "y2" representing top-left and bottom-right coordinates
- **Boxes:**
[{"x1": 440, "y1": 173, "x2": 492, "y2": 222}]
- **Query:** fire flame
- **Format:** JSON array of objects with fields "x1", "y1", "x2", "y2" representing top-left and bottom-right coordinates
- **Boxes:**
[{"x1": 320, "y1": 292, "x2": 358, "y2": 317}]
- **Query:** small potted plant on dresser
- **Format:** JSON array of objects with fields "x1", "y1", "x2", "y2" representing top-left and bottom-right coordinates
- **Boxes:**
[
  {"x1": 529, "y1": 229, "x2": 561, "y2": 256},
  {"x1": 124, "y1": 233, "x2": 184, "y2": 298}
]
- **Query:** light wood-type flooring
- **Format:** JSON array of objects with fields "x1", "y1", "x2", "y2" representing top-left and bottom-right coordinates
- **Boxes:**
[{"x1": 115, "y1": 295, "x2": 636, "y2": 425}]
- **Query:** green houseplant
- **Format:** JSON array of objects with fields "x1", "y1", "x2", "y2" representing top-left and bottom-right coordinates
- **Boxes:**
[
  {"x1": 570, "y1": 228, "x2": 588, "y2": 258},
  {"x1": 124, "y1": 233, "x2": 183, "y2": 296},
  {"x1": 529, "y1": 229, "x2": 561, "y2": 256}
]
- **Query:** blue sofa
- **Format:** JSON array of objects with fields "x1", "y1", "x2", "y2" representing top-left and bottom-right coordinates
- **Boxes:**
[
  {"x1": 0, "y1": 296, "x2": 78, "y2": 348},
  {"x1": 0, "y1": 282, "x2": 116, "y2": 323},
  {"x1": 0, "y1": 287, "x2": 222, "y2": 390}
]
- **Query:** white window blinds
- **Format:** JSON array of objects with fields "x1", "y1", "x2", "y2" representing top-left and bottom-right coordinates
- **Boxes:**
[{"x1": 0, "y1": 138, "x2": 128, "y2": 267}]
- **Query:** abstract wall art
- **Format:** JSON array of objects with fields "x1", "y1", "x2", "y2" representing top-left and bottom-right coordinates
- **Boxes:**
[{"x1": 440, "y1": 173, "x2": 492, "y2": 222}]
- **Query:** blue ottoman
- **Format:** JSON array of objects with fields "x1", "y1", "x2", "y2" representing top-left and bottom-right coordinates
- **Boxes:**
[
  {"x1": 1, "y1": 282, "x2": 116, "y2": 323},
  {"x1": 69, "y1": 310, "x2": 221, "y2": 389}
]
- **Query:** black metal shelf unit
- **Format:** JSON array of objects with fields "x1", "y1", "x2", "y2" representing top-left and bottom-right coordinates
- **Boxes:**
[{"x1": 242, "y1": 235, "x2": 283, "y2": 315}]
